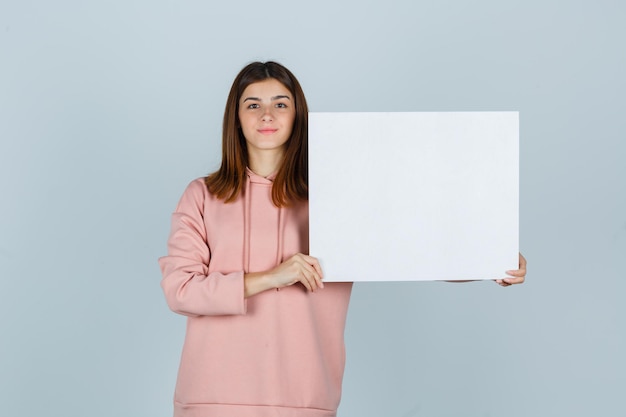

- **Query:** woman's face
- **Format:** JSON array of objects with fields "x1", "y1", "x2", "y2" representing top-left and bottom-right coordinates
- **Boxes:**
[{"x1": 238, "y1": 78, "x2": 296, "y2": 157}]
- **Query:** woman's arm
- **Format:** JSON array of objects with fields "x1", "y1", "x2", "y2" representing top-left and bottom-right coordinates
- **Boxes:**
[{"x1": 159, "y1": 181, "x2": 246, "y2": 317}]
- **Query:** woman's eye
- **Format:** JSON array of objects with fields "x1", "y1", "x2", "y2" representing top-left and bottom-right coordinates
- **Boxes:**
[
  {"x1": 276, "y1": 103, "x2": 287, "y2": 108},
  {"x1": 247, "y1": 103, "x2": 260, "y2": 109}
]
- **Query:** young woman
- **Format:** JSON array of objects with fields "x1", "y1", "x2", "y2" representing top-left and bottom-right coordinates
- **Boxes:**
[{"x1": 159, "y1": 61, "x2": 526, "y2": 417}]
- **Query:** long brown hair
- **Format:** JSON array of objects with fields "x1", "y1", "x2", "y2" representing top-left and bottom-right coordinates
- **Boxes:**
[{"x1": 205, "y1": 61, "x2": 309, "y2": 207}]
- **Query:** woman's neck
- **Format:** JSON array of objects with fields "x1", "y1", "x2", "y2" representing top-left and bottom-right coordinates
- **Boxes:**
[{"x1": 248, "y1": 149, "x2": 284, "y2": 177}]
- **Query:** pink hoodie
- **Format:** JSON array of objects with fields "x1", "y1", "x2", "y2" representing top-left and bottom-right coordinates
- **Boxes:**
[{"x1": 159, "y1": 170, "x2": 353, "y2": 417}]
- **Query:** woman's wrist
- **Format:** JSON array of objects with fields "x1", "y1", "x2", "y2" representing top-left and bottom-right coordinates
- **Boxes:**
[{"x1": 244, "y1": 271, "x2": 277, "y2": 298}]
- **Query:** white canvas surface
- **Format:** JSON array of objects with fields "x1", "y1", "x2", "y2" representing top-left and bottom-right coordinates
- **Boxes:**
[{"x1": 308, "y1": 112, "x2": 519, "y2": 282}]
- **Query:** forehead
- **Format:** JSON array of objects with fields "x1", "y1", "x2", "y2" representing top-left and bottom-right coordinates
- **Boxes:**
[{"x1": 240, "y1": 78, "x2": 291, "y2": 100}]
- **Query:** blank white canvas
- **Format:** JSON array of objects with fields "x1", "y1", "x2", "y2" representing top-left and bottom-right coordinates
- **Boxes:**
[{"x1": 308, "y1": 112, "x2": 519, "y2": 282}]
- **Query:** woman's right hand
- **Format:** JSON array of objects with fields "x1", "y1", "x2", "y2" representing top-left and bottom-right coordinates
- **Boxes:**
[
  {"x1": 244, "y1": 253, "x2": 324, "y2": 297},
  {"x1": 269, "y1": 253, "x2": 325, "y2": 292}
]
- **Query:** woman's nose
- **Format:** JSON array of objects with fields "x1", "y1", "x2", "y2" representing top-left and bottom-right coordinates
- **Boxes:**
[{"x1": 261, "y1": 107, "x2": 273, "y2": 122}]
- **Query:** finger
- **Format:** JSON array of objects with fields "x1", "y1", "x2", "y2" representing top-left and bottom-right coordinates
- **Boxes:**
[
  {"x1": 295, "y1": 258, "x2": 323, "y2": 290},
  {"x1": 311, "y1": 260, "x2": 324, "y2": 281},
  {"x1": 311, "y1": 269, "x2": 324, "y2": 289},
  {"x1": 297, "y1": 270, "x2": 314, "y2": 292},
  {"x1": 307, "y1": 259, "x2": 324, "y2": 288},
  {"x1": 502, "y1": 276, "x2": 525, "y2": 285},
  {"x1": 304, "y1": 267, "x2": 323, "y2": 291},
  {"x1": 298, "y1": 254, "x2": 324, "y2": 279},
  {"x1": 519, "y1": 253, "x2": 527, "y2": 268},
  {"x1": 506, "y1": 253, "x2": 527, "y2": 276},
  {"x1": 291, "y1": 261, "x2": 319, "y2": 292},
  {"x1": 304, "y1": 255, "x2": 325, "y2": 288}
]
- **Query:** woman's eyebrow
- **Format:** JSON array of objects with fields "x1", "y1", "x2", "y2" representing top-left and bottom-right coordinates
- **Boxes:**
[{"x1": 242, "y1": 95, "x2": 291, "y2": 102}]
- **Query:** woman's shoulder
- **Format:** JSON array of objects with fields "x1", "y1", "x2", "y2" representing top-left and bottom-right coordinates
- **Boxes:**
[
  {"x1": 186, "y1": 177, "x2": 209, "y2": 192},
  {"x1": 174, "y1": 177, "x2": 216, "y2": 212},
  {"x1": 179, "y1": 177, "x2": 209, "y2": 198}
]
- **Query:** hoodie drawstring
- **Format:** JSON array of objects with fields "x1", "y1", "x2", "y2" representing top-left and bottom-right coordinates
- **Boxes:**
[
  {"x1": 276, "y1": 206, "x2": 284, "y2": 267},
  {"x1": 243, "y1": 174, "x2": 252, "y2": 274},
  {"x1": 243, "y1": 170, "x2": 285, "y2": 278}
]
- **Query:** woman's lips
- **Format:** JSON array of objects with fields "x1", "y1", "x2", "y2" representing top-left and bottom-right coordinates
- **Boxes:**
[{"x1": 258, "y1": 128, "x2": 278, "y2": 135}]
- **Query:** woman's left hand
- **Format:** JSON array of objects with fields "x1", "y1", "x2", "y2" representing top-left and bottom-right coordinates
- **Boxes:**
[{"x1": 495, "y1": 253, "x2": 527, "y2": 287}]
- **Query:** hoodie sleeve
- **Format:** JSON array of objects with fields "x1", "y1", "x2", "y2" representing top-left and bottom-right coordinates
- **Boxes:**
[{"x1": 158, "y1": 180, "x2": 247, "y2": 317}]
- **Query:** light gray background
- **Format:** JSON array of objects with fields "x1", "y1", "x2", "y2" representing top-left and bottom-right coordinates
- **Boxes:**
[{"x1": 1, "y1": 1, "x2": 624, "y2": 416}]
